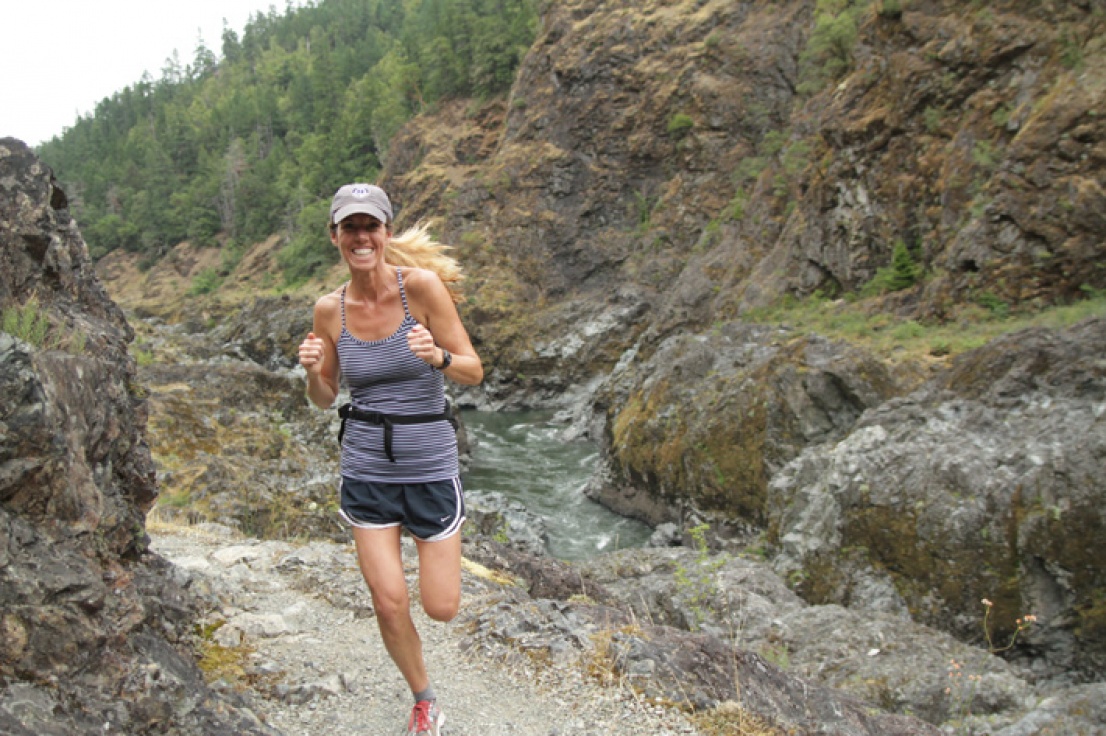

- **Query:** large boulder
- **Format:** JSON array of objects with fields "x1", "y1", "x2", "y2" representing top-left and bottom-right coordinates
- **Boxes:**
[
  {"x1": 769, "y1": 317, "x2": 1106, "y2": 679},
  {"x1": 588, "y1": 322, "x2": 909, "y2": 532},
  {"x1": 0, "y1": 138, "x2": 273, "y2": 735}
]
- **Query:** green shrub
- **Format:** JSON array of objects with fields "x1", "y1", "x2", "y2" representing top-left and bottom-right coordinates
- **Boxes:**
[
  {"x1": 2, "y1": 296, "x2": 53, "y2": 348},
  {"x1": 783, "y1": 140, "x2": 812, "y2": 174},
  {"x1": 888, "y1": 239, "x2": 922, "y2": 290},
  {"x1": 1080, "y1": 283, "x2": 1106, "y2": 300},
  {"x1": 729, "y1": 188, "x2": 749, "y2": 221},
  {"x1": 188, "y1": 268, "x2": 223, "y2": 296},
  {"x1": 797, "y1": 0, "x2": 865, "y2": 95},
  {"x1": 760, "y1": 130, "x2": 786, "y2": 156},
  {"x1": 878, "y1": 0, "x2": 904, "y2": 18},
  {"x1": 862, "y1": 239, "x2": 921, "y2": 296},
  {"x1": 972, "y1": 140, "x2": 997, "y2": 169},
  {"x1": 133, "y1": 348, "x2": 155, "y2": 367},
  {"x1": 892, "y1": 320, "x2": 925, "y2": 340},
  {"x1": 220, "y1": 239, "x2": 245, "y2": 274},
  {"x1": 674, "y1": 524, "x2": 727, "y2": 631},
  {"x1": 991, "y1": 105, "x2": 1011, "y2": 128},
  {"x1": 460, "y1": 230, "x2": 484, "y2": 248},
  {"x1": 633, "y1": 190, "x2": 656, "y2": 233},
  {"x1": 667, "y1": 113, "x2": 695, "y2": 137},
  {"x1": 1060, "y1": 29, "x2": 1084, "y2": 70},
  {"x1": 929, "y1": 339, "x2": 951, "y2": 357},
  {"x1": 924, "y1": 106, "x2": 943, "y2": 133},
  {"x1": 735, "y1": 156, "x2": 767, "y2": 184},
  {"x1": 976, "y1": 291, "x2": 1009, "y2": 319}
]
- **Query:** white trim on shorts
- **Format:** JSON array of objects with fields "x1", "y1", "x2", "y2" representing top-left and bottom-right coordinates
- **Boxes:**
[{"x1": 338, "y1": 508, "x2": 401, "y2": 531}]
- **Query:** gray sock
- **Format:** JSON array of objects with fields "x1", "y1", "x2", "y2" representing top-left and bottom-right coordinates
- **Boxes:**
[{"x1": 414, "y1": 685, "x2": 436, "y2": 704}]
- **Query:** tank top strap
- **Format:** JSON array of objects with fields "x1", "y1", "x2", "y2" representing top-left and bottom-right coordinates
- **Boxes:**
[
  {"x1": 339, "y1": 284, "x2": 349, "y2": 332},
  {"x1": 396, "y1": 268, "x2": 412, "y2": 318}
]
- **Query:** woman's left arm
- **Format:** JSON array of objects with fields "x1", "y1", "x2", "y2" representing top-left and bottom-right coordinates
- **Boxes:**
[{"x1": 405, "y1": 268, "x2": 484, "y2": 386}]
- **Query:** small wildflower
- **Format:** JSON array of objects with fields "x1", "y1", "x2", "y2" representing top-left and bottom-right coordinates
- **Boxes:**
[
  {"x1": 981, "y1": 598, "x2": 993, "y2": 607},
  {"x1": 1024, "y1": 614, "x2": 1037, "y2": 623}
]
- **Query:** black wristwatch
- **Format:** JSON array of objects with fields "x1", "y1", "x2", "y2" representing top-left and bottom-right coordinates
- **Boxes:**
[{"x1": 435, "y1": 348, "x2": 452, "y2": 371}]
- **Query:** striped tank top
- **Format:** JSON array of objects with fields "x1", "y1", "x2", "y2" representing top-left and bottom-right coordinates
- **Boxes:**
[{"x1": 336, "y1": 269, "x2": 458, "y2": 482}]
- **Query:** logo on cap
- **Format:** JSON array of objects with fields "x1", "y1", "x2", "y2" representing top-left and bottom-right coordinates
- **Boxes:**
[{"x1": 350, "y1": 186, "x2": 371, "y2": 198}]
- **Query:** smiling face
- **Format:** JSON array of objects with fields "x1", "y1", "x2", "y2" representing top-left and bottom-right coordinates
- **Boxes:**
[{"x1": 330, "y1": 214, "x2": 391, "y2": 270}]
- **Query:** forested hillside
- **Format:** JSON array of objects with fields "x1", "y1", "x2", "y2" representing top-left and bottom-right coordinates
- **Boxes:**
[{"x1": 38, "y1": 0, "x2": 537, "y2": 282}]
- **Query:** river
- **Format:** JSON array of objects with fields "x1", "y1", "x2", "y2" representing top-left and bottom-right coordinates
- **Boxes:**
[{"x1": 460, "y1": 410, "x2": 653, "y2": 561}]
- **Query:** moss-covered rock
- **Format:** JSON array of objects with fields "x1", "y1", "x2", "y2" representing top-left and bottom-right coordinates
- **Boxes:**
[{"x1": 592, "y1": 322, "x2": 903, "y2": 529}]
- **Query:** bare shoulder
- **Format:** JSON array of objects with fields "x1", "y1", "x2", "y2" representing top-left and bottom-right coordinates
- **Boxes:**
[
  {"x1": 312, "y1": 287, "x2": 345, "y2": 339},
  {"x1": 400, "y1": 267, "x2": 448, "y2": 300},
  {"x1": 314, "y1": 287, "x2": 344, "y2": 313}
]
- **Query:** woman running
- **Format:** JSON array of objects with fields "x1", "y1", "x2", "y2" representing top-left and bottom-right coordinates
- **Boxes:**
[{"x1": 297, "y1": 183, "x2": 482, "y2": 736}]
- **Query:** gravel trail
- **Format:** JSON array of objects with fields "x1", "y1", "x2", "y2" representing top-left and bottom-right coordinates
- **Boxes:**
[{"x1": 149, "y1": 523, "x2": 702, "y2": 736}]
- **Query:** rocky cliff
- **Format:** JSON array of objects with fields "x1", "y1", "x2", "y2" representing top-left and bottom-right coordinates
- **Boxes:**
[
  {"x1": 0, "y1": 138, "x2": 273, "y2": 735},
  {"x1": 383, "y1": 0, "x2": 1105, "y2": 391}
]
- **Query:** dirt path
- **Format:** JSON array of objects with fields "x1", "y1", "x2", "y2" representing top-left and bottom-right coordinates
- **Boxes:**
[{"x1": 149, "y1": 522, "x2": 702, "y2": 735}]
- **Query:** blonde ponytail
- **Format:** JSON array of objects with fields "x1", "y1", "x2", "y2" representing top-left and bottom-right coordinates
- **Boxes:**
[{"x1": 385, "y1": 222, "x2": 465, "y2": 303}]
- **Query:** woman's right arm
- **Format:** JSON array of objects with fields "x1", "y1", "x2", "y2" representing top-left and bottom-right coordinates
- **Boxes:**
[{"x1": 298, "y1": 294, "x2": 341, "y2": 409}]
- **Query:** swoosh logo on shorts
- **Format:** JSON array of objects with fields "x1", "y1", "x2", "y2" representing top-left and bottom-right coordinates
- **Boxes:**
[{"x1": 440, "y1": 515, "x2": 452, "y2": 523}]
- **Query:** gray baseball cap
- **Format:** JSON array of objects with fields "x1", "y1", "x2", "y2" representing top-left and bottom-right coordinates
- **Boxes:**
[{"x1": 329, "y1": 183, "x2": 393, "y2": 225}]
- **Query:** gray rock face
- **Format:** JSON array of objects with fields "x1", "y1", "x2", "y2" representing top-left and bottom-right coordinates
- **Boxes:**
[
  {"x1": 0, "y1": 138, "x2": 273, "y2": 735},
  {"x1": 768, "y1": 317, "x2": 1106, "y2": 680},
  {"x1": 207, "y1": 295, "x2": 313, "y2": 371},
  {"x1": 578, "y1": 547, "x2": 1027, "y2": 726},
  {"x1": 464, "y1": 544, "x2": 943, "y2": 735},
  {"x1": 989, "y1": 683, "x2": 1106, "y2": 736}
]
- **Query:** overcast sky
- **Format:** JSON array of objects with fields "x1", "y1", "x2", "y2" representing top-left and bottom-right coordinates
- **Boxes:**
[{"x1": 3, "y1": 1, "x2": 294, "y2": 147}]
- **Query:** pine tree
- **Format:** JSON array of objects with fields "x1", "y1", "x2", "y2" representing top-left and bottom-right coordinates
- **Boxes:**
[{"x1": 887, "y1": 239, "x2": 921, "y2": 291}]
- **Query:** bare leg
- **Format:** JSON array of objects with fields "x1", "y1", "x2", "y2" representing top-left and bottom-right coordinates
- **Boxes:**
[
  {"x1": 414, "y1": 528, "x2": 463, "y2": 622},
  {"x1": 351, "y1": 525, "x2": 429, "y2": 693}
]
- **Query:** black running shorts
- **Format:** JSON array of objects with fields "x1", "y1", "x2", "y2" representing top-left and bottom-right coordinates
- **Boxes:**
[{"x1": 339, "y1": 476, "x2": 466, "y2": 542}]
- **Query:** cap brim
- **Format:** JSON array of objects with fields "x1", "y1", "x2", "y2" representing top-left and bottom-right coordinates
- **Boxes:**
[{"x1": 332, "y1": 203, "x2": 389, "y2": 224}]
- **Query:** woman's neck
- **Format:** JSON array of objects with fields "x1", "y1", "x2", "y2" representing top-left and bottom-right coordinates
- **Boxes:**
[{"x1": 347, "y1": 264, "x2": 395, "y2": 302}]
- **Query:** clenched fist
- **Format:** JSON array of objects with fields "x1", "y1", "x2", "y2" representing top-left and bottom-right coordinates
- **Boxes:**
[
  {"x1": 407, "y1": 323, "x2": 442, "y2": 367},
  {"x1": 298, "y1": 332, "x2": 327, "y2": 374}
]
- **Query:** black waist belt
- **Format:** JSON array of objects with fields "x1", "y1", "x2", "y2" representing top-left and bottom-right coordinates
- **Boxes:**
[{"x1": 337, "y1": 402, "x2": 456, "y2": 463}]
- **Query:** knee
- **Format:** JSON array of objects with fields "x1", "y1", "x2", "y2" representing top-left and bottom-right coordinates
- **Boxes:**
[
  {"x1": 422, "y1": 594, "x2": 460, "y2": 623},
  {"x1": 369, "y1": 586, "x2": 411, "y2": 624}
]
